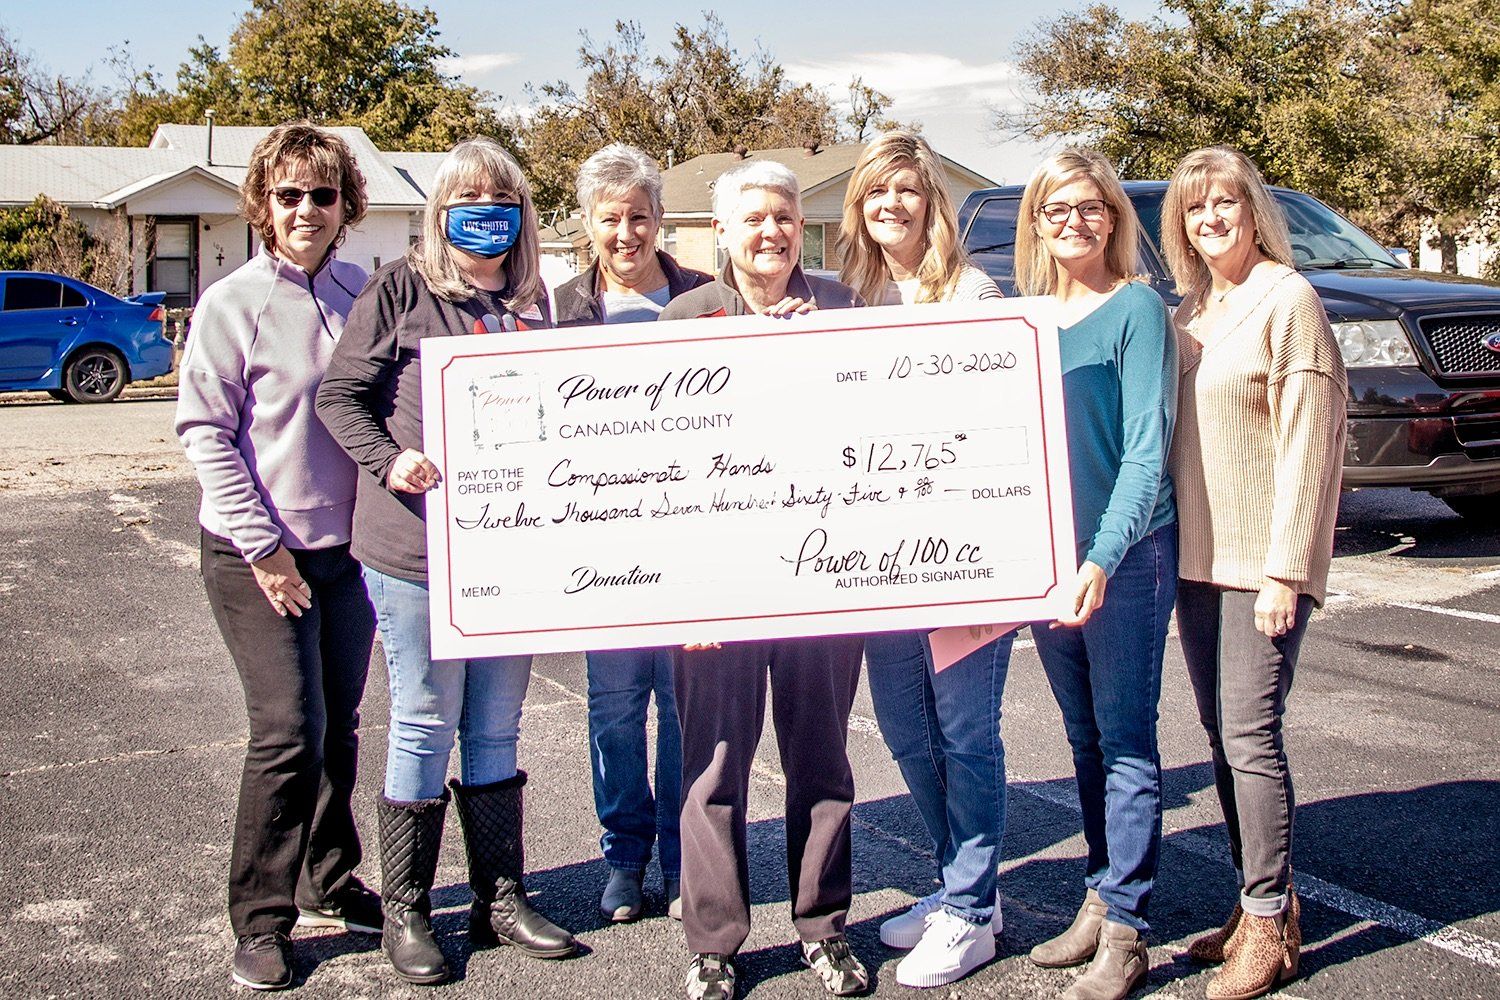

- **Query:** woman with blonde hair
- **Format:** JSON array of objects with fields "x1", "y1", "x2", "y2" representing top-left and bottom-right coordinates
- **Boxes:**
[
  {"x1": 838, "y1": 128, "x2": 999, "y2": 306},
  {"x1": 317, "y1": 137, "x2": 574, "y2": 985},
  {"x1": 1163, "y1": 146, "x2": 1345, "y2": 1000},
  {"x1": 838, "y1": 129, "x2": 1008, "y2": 990},
  {"x1": 177, "y1": 119, "x2": 377, "y2": 991},
  {"x1": 1017, "y1": 148, "x2": 1178, "y2": 1000}
]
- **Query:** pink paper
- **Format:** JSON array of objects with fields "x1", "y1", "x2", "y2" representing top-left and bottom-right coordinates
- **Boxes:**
[{"x1": 928, "y1": 622, "x2": 1023, "y2": 672}]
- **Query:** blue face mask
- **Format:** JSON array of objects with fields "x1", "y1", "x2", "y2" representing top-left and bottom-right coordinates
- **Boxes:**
[{"x1": 444, "y1": 203, "x2": 523, "y2": 257}]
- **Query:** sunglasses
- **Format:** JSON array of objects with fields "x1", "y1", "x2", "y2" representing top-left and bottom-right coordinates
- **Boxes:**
[{"x1": 272, "y1": 186, "x2": 339, "y2": 209}]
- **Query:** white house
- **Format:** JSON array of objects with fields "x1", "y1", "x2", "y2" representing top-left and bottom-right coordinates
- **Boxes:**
[{"x1": 0, "y1": 125, "x2": 445, "y2": 307}]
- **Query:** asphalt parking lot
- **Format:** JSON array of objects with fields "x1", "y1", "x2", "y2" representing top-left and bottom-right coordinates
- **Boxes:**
[{"x1": 1, "y1": 396, "x2": 1497, "y2": 999}]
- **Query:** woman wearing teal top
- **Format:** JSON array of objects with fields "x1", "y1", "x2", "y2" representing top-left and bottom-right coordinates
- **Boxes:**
[{"x1": 1015, "y1": 148, "x2": 1178, "y2": 1000}]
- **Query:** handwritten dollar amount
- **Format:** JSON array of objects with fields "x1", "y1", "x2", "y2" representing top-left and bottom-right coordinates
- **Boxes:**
[
  {"x1": 887, "y1": 351, "x2": 1018, "y2": 378},
  {"x1": 843, "y1": 434, "x2": 965, "y2": 473}
]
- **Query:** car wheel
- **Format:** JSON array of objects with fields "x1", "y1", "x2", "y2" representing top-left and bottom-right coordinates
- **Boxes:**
[
  {"x1": 45, "y1": 389, "x2": 73, "y2": 403},
  {"x1": 63, "y1": 347, "x2": 127, "y2": 403},
  {"x1": 1441, "y1": 494, "x2": 1497, "y2": 520}
]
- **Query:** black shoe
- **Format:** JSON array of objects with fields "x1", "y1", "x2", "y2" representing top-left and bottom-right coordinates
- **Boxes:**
[
  {"x1": 297, "y1": 878, "x2": 382, "y2": 934},
  {"x1": 449, "y1": 773, "x2": 577, "y2": 959},
  {"x1": 232, "y1": 932, "x2": 292, "y2": 991},
  {"x1": 685, "y1": 952, "x2": 736, "y2": 1000},
  {"x1": 601, "y1": 868, "x2": 645, "y2": 922},
  {"x1": 377, "y1": 793, "x2": 451, "y2": 985}
]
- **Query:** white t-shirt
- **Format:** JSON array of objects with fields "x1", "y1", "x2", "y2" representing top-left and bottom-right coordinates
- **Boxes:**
[
  {"x1": 601, "y1": 284, "x2": 673, "y2": 324},
  {"x1": 881, "y1": 264, "x2": 1002, "y2": 305}
]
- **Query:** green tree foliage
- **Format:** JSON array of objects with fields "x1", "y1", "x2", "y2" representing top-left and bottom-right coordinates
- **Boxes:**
[
  {"x1": 1384, "y1": 0, "x2": 1500, "y2": 267},
  {"x1": 517, "y1": 15, "x2": 900, "y2": 213},
  {"x1": 1, "y1": 28, "x2": 114, "y2": 144},
  {"x1": 1000, "y1": 0, "x2": 1497, "y2": 259},
  {"x1": 114, "y1": 0, "x2": 512, "y2": 151}
]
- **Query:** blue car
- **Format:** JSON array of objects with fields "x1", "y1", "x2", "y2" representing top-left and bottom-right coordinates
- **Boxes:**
[{"x1": 0, "y1": 271, "x2": 172, "y2": 403}]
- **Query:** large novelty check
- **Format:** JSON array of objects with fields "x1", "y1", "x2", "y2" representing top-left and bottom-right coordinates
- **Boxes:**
[{"x1": 421, "y1": 299, "x2": 1076, "y2": 658}]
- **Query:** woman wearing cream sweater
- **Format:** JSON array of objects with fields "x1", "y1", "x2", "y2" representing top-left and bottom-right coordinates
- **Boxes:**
[{"x1": 1161, "y1": 146, "x2": 1347, "y2": 1000}]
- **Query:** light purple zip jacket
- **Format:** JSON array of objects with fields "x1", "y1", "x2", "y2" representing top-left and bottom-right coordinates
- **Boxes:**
[{"x1": 176, "y1": 248, "x2": 369, "y2": 562}]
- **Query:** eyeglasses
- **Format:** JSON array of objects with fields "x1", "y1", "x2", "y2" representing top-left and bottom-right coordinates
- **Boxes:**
[
  {"x1": 1038, "y1": 199, "x2": 1110, "y2": 225},
  {"x1": 272, "y1": 186, "x2": 339, "y2": 209}
]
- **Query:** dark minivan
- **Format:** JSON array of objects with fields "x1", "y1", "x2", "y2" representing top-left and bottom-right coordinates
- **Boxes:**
[{"x1": 959, "y1": 182, "x2": 1500, "y2": 519}]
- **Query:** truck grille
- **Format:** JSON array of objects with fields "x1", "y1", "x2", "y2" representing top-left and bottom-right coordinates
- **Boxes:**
[{"x1": 1418, "y1": 314, "x2": 1500, "y2": 375}]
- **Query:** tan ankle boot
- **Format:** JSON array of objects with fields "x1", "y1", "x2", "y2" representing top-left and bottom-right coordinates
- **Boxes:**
[
  {"x1": 1062, "y1": 918, "x2": 1148, "y2": 1000},
  {"x1": 1187, "y1": 902, "x2": 1244, "y2": 964},
  {"x1": 1205, "y1": 893, "x2": 1300, "y2": 1000},
  {"x1": 1030, "y1": 888, "x2": 1108, "y2": 968}
]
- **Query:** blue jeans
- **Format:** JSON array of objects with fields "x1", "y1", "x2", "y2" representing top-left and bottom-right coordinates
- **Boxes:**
[
  {"x1": 865, "y1": 628, "x2": 1015, "y2": 924},
  {"x1": 586, "y1": 648, "x2": 682, "y2": 878},
  {"x1": 363, "y1": 567, "x2": 533, "y2": 801},
  {"x1": 1032, "y1": 523, "x2": 1177, "y2": 931}
]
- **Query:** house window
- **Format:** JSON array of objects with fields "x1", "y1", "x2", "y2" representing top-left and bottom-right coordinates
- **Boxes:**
[
  {"x1": 661, "y1": 224, "x2": 678, "y2": 259},
  {"x1": 801, "y1": 223, "x2": 825, "y2": 270},
  {"x1": 148, "y1": 218, "x2": 197, "y2": 308}
]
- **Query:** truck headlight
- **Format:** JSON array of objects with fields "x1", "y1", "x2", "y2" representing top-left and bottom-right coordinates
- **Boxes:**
[{"x1": 1331, "y1": 320, "x2": 1416, "y2": 367}]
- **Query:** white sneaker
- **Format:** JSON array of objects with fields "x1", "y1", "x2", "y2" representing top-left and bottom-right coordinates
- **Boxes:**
[
  {"x1": 896, "y1": 909, "x2": 997, "y2": 988},
  {"x1": 880, "y1": 890, "x2": 944, "y2": 948},
  {"x1": 881, "y1": 891, "x2": 1003, "y2": 949}
]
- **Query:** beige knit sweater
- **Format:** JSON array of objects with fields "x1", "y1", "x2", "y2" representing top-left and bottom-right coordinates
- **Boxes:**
[{"x1": 1170, "y1": 263, "x2": 1348, "y2": 605}]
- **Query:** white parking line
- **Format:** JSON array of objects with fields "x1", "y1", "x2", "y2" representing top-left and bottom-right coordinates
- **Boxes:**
[
  {"x1": 847, "y1": 713, "x2": 1500, "y2": 971},
  {"x1": 1388, "y1": 601, "x2": 1500, "y2": 625}
]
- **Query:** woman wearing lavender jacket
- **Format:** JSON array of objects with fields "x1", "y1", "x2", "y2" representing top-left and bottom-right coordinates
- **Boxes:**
[{"x1": 175, "y1": 121, "x2": 379, "y2": 992}]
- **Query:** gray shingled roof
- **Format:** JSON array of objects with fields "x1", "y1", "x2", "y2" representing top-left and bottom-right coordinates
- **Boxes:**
[
  {"x1": 661, "y1": 144, "x2": 866, "y2": 216},
  {"x1": 383, "y1": 151, "x2": 448, "y2": 198},
  {"x1": 0, "y1": 145, "x2": 238, "y2": 207},
  {"x1": 659, "y1": 142, "x2": 997, "y2": 217},
  {"x1": 0, "y1": 125, "x2": 430, "y2": 209}
]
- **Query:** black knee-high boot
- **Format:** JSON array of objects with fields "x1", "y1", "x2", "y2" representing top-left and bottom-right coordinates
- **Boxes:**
[
  {"x1": 449, "y1": 773, "x2": 576, "y2": 959},
  {"x1": 378, "y1": 792, "x2": 450, "y2": 984}
]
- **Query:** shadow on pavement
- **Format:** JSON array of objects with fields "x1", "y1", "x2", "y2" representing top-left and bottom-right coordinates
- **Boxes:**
[
  {"x1": 1004, "y1": 775, "x2": 1500, "y2": 994},
  {"x1": 1334, "y1": 491, "x2": 1500, "y2": 560}
]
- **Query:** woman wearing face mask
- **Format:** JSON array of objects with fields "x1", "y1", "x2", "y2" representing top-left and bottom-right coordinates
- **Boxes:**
[
  {"x1": 1016, "y1": 148, "x2": 1177, "y2": 1000},
  {"x1": 177, "y1": 120, "x2": 377, "y2": 992},
  {"x1": 1162, "y1": 147, "x2": 1345, "y2": 1000},
  {"x1": 316, "y1": 137, "x2": 574, "y2": 985},
  {"x1": 554, "y1": 144, "x2": 710, "y2": 924},
  {"x1": 836, "y1": 130, "x2": 1007, "y2": 990}
]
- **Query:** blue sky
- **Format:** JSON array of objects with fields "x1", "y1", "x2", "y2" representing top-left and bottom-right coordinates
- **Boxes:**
[{"x1": 3, "y1": 1, "x2": 1163, "y2": 184}]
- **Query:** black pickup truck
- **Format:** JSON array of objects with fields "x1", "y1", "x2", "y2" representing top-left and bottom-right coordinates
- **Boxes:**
[{"x1": 959, "y1": 181, "x2": 1500, "y2": 519}]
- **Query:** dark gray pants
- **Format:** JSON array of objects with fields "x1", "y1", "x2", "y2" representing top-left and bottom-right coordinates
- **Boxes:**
[
  {"x1": 672, "y1": 636, "x2": 864, "y2": 956},
  {"x1": 1176, "y1": 579, "x2": 1313, "y2": 910},
  {"x1": 201, "y1": 530, "x2": 377, "y2": 936}
]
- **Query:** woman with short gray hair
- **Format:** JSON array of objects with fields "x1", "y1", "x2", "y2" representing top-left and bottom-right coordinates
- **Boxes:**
[
  {"x1": 554, "y1": 144, "x2": 709, "y2": 925},
  {"x1": 555, "y1": 142, "x2": 711, "y2": 327},
  {"x1": 660, "y1": 157, "x2": 868, "y2": 1000}
]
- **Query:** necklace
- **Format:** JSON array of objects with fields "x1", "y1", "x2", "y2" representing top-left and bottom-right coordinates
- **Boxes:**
[{"x1": 1211, "y1": 285, "x2": 1233, "y2": 304}]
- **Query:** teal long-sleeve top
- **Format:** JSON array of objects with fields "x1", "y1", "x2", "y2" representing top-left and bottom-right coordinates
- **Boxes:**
[{"x1": 1057, "y1": 280, "x2": 1178, "y2": 577}]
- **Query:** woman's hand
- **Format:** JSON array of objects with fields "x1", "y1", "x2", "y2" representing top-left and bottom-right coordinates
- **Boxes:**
[
  {"x1": 1254, "y1": 578, "x2": 1299, "y2": 638},
  {"x1": 683, "y1": 642, "x2": 723, "y2": 651},
  {"x1": 251, "y1": 546, "x2": 312, "y2": 618},
  {"x1": 763, "y1": 297, "x2": 815, "y2": 318},
  {"x1": 1051, "y1": 561, "x2": 1108, "y2": 629},
  {"x1": 388, "y1": 449, "x2": 442, "y2": 493}
]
